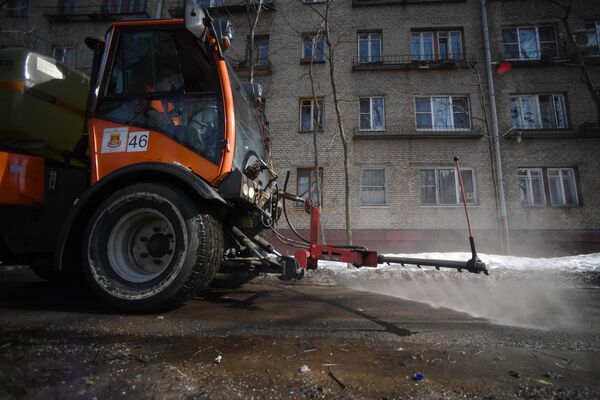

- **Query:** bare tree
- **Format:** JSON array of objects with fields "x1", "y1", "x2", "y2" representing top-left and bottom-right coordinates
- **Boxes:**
[
  {"x1": 306, "y1": 26, "x2": 327, "y2": 244},
  {"x1": 544, "y1": 0, "x2": 600, "y2": 126},
  {"x1": 284, "y1": 0, "x2": 353, "y2": 245},
  {"x1": 245, "y1": 0, "x2": 264, "y2": 83},
  {"x1": 320, "y1": 0, "x2": 353, "y2": 245}
]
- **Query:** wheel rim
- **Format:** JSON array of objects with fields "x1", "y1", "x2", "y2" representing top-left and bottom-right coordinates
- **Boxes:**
[{"x1": 107, "y1": 208, "x2": 176, "y2": 283}]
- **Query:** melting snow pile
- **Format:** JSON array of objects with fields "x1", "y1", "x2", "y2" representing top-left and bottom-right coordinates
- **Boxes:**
[{"x1": 313, "y1": 252, "x2": 600, "y2": 280}]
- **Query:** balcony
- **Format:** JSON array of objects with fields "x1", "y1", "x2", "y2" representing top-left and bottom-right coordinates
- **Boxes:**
[
  {"x1": 231, "y1": 58, "x2": 272, "y2": 74},
  {"x1": 498, "y1": 47, "x2": 572, "y2": 66},
  {"x1": 353, "y1": 125, "x2": 483, "y2": 139},
  {"x1": 43, "y1": 1, "x2": 150, "y2": 22},
  {"x1": 168, "y1": 0, "x2": 275, "y2": 18},
  {"x1": 353, "y1": 0, "x2": 465, "y2": 6},
  {"x1": 352, "y1": 54, "x2": 476, "y2": 71}
]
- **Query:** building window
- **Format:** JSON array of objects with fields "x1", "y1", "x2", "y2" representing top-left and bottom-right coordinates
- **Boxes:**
[
  {"x1": 6, "y1": 0, "x2": 29, "y2": 16},
  {"x1": 510, "y1": 94, "x2": 568, "y2": 129},
  {"x1": 256, "y1": 37, "x2": 269, "y2": 63},
  {"x1": 502, "y1": 25, "x2": 558, "y2": 60},
  {"x1": 249, "y1": 35, "x2": 269, "y2": 67},
  {"x1": 61, "y1": 0, "x2": 79, "y2": 14},
  {"x1": 103, "y1": 0, "x2": 148, "y2": 14},
  {"x1": 361, "y1": 168, "x2": 387, "y2": 206},
  {"x1": 415, "y1": 96, "x2": 470, "y2": 131},
  {"x1": 548, "y1": 168, "x2": 578, "y2": 206},
  {"x1": 359, "y1": 97, "x2": 385, "y2": 131},
  {"x1": 584, "y1": 22, "x2": 600, "y2": 56},
  {"x1": 297, "y1": 168, "x2": 323, "y2": 206},
  {"x1": 300, "y1": 98, "x2": 324, "y2": 132},
  {"x1": 518, "y1": 168, "x2": 546, "y2": 205},
  {"x1": 517, "y1": 168, "x2": 579, "y2": 207},
  {"x1": 411, "y1": 30, "x2": 463, "y2": 61},
  {"x1": 358, "y1": 32, "x2": 382, "y2": 63},
  {"x1": 420, "y1": 167, "x2": 476, "y2": 205},
  {"x1": 302, "y1": 33, "x2": 325, "y2": 63},
  {"x1": 52, "y1": 46, "x2": 75, "y2": 66}
]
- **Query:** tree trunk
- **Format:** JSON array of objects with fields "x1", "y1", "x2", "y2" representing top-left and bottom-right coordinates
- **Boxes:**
[
  {"x1": 246, "y1": 0, "x2": 263, "y2": 83},
  {"x1": 324, "y1": 1, "x2": 352, "y2": 245},
  {"x1": 308, "y1": 32, "x2": 327, "y2": 244},
  {"x1": 550, "y1": 0, "x2": 600, "y2": 125}
]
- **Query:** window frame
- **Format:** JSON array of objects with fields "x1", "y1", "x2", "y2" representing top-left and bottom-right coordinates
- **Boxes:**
[
  {"x1": 584, "y1": 21, "x2": 600, "y2": 56},
  {"x1": 247, "y1": 34, "x2": 269, "y2": 66},
  {"x1": 414, "y1": 95, "x2": 471, "y2": 131},
  {"x1": 299, "y1": 97, "x2": 324, "y2": 132},
  {"x1": 411, "y1": 29, "x2": 464, "y2": 61},
  {"x1": 103, "y1": 0, "x2": 149, "y2": 13},
  {"x1": 360, "y1": 167, "x2": 388, "y2": 207},
  {"x1": 357, "y1": 31, "x2": 382, "y2": 63},
  {"x1": 502, "y1": 25, "x2": 558, "y2": 61},
  {"x1": 61, "y1": 0, "x2": 80, "y2": 14},
  {"x1": 7, "y1": 0, "x2": 29, "y2": 16},
  {"x1": 517, "y1": 167, "x2": 581, "y2": 207},
  {"x1": 296, "y1": 167, "x2": 324, "y2": 206},
  {"x1": 510, "y1": 93, "x2": 568, "y2": 130},
  {"x1": 301, "y1": 33, "x2": 325, "y2": 63},
  {"x1": 419, "y1": 167, "x2": 477, "y2": 206},
  {"x1": 518, "y1": 168, "x2": 546, "y2": 206},
  {"x1": 547, "y1": 168, "x2": 579, "y2": 207},
  {"x1": 358, "y1": 96, "x2": 385, "y2": 131}
]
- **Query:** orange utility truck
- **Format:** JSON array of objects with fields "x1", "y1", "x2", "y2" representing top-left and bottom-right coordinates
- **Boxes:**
[
  {"x1": 0, "y1": 1, "x2": 486, "y2": 312},
  {"x1": 0, "y1": 4, "x2": 289, "y2": 310}
]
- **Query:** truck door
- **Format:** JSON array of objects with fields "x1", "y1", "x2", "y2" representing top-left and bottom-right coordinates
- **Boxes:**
[{"x1": 90, "y1": 25, "x2": 226, "y2": 184}]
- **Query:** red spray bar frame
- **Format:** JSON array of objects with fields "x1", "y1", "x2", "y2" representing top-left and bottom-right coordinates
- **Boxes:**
[
  {"x1": 294, "y1": 206, "x2": 380, "y2": 270},
  {"x1": 292, "y1": 158, "x2": 488, "y2": 275}
]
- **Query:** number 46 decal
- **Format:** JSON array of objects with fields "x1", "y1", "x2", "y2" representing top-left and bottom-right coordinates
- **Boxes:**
[{"x1": 127, "y1": 131, "x2": 149, "y2": 152}]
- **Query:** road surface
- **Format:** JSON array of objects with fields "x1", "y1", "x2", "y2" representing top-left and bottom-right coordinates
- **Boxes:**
[{"x1": 0, "y1": 267, "x2": 599, "y2": 399}]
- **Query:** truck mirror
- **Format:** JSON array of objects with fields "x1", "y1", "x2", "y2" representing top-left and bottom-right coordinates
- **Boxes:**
[
  {"x1": 185, "y1": 0, "x2": 206, "y2": 39},
  {"x1": 84, "y1": 37, "x2": 104, "y2": 52}
]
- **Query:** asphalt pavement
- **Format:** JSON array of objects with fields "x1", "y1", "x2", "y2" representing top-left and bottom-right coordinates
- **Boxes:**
[{"x1": 0, "y1": 266, "x2": 599, "y2": 399}]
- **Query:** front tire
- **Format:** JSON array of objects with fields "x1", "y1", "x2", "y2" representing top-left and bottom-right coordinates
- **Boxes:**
[{"x1": 82, "y1": 182, "x2": 222, "y2": 312}]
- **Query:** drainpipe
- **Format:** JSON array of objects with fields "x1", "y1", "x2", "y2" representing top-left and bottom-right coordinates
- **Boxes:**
[
  {"x1": 480, "y1": 0, "x2": 510, "y2": 254},
  {"x1": 155, "y1": 0, "x2": 164, "y2": 18}
]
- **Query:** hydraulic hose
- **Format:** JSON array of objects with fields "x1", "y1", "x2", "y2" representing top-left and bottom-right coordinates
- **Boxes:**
[{"x1": 282, "y1": 170, "x2": 311, "y2": 244}]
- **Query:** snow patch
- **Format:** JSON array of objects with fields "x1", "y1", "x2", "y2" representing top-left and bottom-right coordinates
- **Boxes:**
[{"x1": 313, "y1": 252, "x2": 600, "y2": 279}]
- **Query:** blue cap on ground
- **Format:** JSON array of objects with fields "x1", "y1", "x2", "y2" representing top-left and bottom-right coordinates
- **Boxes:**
[{"x1": 412, "y1": 373, "x2": 425, "y2": 381}]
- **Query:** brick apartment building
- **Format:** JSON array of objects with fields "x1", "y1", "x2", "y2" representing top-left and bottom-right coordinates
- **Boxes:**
[{"x1": 1, "y1": 0, "x2": 599, "y2": 255}]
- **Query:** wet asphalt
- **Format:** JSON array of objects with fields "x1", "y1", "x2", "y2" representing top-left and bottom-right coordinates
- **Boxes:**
[{"x1": 0, "y1": 266, "x2": 599, "y2": 399}]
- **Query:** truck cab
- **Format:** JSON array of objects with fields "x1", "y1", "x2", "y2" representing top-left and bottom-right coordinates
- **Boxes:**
[{"x1": 0, "y1": 2, "x2": 280, "y2": 311}]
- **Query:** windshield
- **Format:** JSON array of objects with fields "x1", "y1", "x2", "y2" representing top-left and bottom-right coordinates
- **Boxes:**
[
  {"x1": 227, "y1": 63, "x2": 269, "y2": 170},
  {"x1": 95, "y1": 28, "x2": 224, "y2": 164}
]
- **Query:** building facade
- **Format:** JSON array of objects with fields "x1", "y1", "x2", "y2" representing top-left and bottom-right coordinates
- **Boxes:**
[{"x1": 1, "y1": 0, "x2": 599, "y2": 255}]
